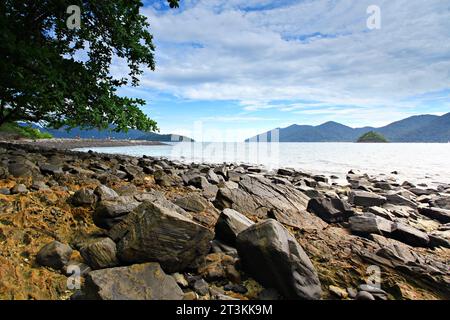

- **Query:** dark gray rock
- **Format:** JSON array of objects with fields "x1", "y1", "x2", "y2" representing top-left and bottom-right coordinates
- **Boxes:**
[
  {"x1": 71, "y1": 188, "x2": 97, "y2": 206},
  {"x1": 418, "y1": 206, "x2": 450, "y2": 224},
  {"x1": 193, "y1": 279, "x2": 209, "y2": 296},
  {"x1": 236, "y1": 219, "x2": 322, "y2": 300},
  {"x1": 31, "y1": 180, "x2": 50, "y2": 191},
  {"x1": 94, "y1": 185, "x2": 119, "y2": 201},
  {"x1": 80, "y1": 238, "x2": 119, "y2": 269},
  {"x1": 385, "y1": 192, "x2": 417, "y2": 208},
  {"x1": 93, "y1": 196, "x2": 140, "y2": 229},
  {"x1": 214, "y1": 175, "x2": 310, "y2": 228},
  {"x1": 36, "y1": 241, "x2": 73, "y2": 270},
  {"x1": 82, "y1": 262, "x2": 184, "y2": 300},
  {"x1": 349, "y1": 191, "x2": 387, "y2": 207},
  {"x1": 215, "y1": 208, "x2": 254, "y2": 245},
  {"x1": 188, "y1": 175, "x2": 210, "y2": 189},
  {"x1": 39, "y1": 163, "x2": 63, "y2": 175},
  {"x1": 349, "y1": 213, "x2": 393, "y2": 235},
  {"x1": 356, "y1": 291, "x2": 375, "y2": 300},
  {"x1": 306, "y1": 197, "x2": 354, "y2": 223},
  {"x1": 116, "y1": 201, "x2": 214, "y2": 273},
  {"x1": 0, "y1": 188, "x2": 10, "y2": 195},
  {"x1": 174, "y1": 194, "x2": 209, "y2": 213},
  {"x1": 409, "y1": 188, "x2": 436, "y2": 196},
  {"x1": 390, "y1": 222, "x2": 430, "y2": 247}
]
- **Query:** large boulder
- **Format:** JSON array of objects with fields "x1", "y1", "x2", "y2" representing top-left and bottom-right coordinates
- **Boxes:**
[
  {"x1": 214, "y1": 175, "x2": 310, "y2": 228},
  {"x1": 306, "y1": 197, "x2": 354, "y2": 223},
  {"x1": 215, "y1": 208, "x2": 254, "y2": 245},
  {"x1": 236, "y1": 219, "x2": 322, "y2": 300},
  {"x1": 116, "y1": 201, "x2": 214, "y2": 273},
  {"x1": 36, "y1": 241, "x2": 73, "y2": 270},
  {"x1": 349, "y1": 191, "x2": 387, "y2": 207},
  {"x1": 82, "y1": 262, "x2": 184, "y2": 300}
]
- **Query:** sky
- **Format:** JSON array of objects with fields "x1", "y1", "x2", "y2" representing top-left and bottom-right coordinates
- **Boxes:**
[{"x1": 114, "y1": 0, "x2": 450, "y2": 141}]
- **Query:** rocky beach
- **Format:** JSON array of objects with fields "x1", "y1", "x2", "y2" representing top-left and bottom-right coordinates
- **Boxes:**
[{"x1": 0, "y1": 141, "x2": 449, "y2": 300}]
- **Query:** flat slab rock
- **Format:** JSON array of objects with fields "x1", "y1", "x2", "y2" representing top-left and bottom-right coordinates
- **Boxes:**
[
  {"x1": 116, "y1": 201, "x2": 214, "y2": 273},
  {"x1": 82, "y1": 262, "x2": 184, "y2": 300},
  {"x1": 214, "y1": 174, "x2": 311, "y2": 228},
  {"x1": 237, "y1": 219, "x2": 322, "y2": 300}
]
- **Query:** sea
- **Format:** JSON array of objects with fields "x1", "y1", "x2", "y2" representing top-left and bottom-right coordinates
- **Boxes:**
[{"x1": 74, "y1": 142, "x2": 450, "y2": 187}]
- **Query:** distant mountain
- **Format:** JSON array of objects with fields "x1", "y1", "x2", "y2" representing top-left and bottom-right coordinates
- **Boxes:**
[
  {"x1": 246, "y1": 113, "x2": 450, "y2": 142},
  {"x1": 29, "y1": 125, "x2": 194, "y2": 142}
]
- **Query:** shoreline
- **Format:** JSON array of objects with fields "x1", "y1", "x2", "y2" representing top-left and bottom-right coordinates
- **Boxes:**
[
  {"x1": 0, "y1": 141, "x2": 449, "y2": 300},
  {"x1": 0, "y1": 138, "x2": 167, "y2": 149}
]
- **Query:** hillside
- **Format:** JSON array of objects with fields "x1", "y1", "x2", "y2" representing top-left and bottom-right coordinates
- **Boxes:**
[
  {"x1": 246, "y1": 113, "x2": 450, "y2": 142},
  {"x1": 30, "y1": 125, "x2": 194, "y2": 142}
]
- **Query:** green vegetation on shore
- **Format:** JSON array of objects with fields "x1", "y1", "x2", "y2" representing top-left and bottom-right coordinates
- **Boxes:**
[
  {"x1": 357, "y1": 131, "x2": 388, "y2": 143},
  {"x1": 0, "y1": 122, "x2": 52, "y2": 139}
]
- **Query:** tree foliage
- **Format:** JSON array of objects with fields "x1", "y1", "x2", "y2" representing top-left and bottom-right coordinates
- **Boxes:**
[
  {"x1": 357, "y1": 131, "x2": 388, "y2": 143},
  {"x1": 0, "y1": 0, "x2": 179, "y2": 132}
]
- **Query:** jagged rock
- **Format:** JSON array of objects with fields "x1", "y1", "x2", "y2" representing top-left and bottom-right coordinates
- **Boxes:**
[
  {"x1": 313, "y1": 175, "x2": 328, "y2": 183},
  {"x1": 94, "y1": 185, "x2": 119, "y2": 201},
  {"x1": 115, "y1": 184, "x2": 138, "y2": 196},
  {"x1": 218, "y1": 180, "x2": 239, "y2": 189},
  {"x1": 154, "y1": 170, "x2": 182, "y2": 187},
  {"x1": 349, "y1": 191, "x2": 387, "y2": 207},
  {"x1": 188, "y1": 175, "x2": 210, "y2": 189},
  {"x1": 374, "y1": 181, "x2": 392, "y2": 190},
  {"x1": 385, "y1": 192, "x2": 417, "y2": 208},
  {"x1": 296, "y1": 185, "x2": 320, "y2": 198},
  {"x1": 418, "y1": 206, "x2": 450, "y2": 224},
  {"x1": 116, "y1": 201, "x2": 214, "y2": 273},
  {"x1": 329, "y1": 285, "x2": 348, "y2": 299},
  {"x1": 367, "y1": 206, "x2": 393, "y2": 220},
  {"x1": 71, "y1": 188, "x2": 97, "y2": 206},
  {"x1": 307, "y1": 197, "x2": 354, "y2": 223},
  {"x1": 277, "y1": 168, "x2": 295, "y2": 176},
  {"x1": 214, "y1": 175, "x2": 310, "y2": 228},
  {"x1": 430, "y1": 196, "x2": 450, "y2": 210},
  {"x1": 82, "y1": 263, "x2": 184, "y2": 300},
  {"x1": 390, "y1": 222, "x2": 430, "y2": 247},
  {"x1": 36, "y1": 241, "x2": 73, "y2": 270},
  {"x1": 93, "y1": 196, "x2": 140, "y2": 229},
  {"x1": 409, "y1": 188, "x2": 436, "y2": 196},
  {"x1": 39, "y1": 163, "x2": 63, "y2": 175},
  {"x1": 371, "y1": 234, "x2": 416, "y2": 264},
  {"x1": 80, "y1": 238, "x2": 119, "y2": 269},
  {"x1": 349, "y1": 213, "x2": 393, "y2": 235},
  {"x1": 206, "y1": 169, "x2": 221, "y2": 185},
  {"x1": 215, "y1": 208, "x2": 254, "y2": 245},
  {"x1": 174, "y1": 194, "x2": 209, "y2": 213},
  {"x1": 236, "y1": 219, "x2": 322, "y2": 300},
  {"x1": 193, "y1": 278, "x2": 209, "y2": 296}
]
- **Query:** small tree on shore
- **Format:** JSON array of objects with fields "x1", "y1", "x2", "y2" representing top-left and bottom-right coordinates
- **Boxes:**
[{"x1": 0, "y1": 0, "x2": 179, "y2": 132}]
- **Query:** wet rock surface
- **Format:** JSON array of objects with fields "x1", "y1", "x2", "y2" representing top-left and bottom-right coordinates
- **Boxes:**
[{"x1": 0, "y1": 142, "x2": 449, "y2": 300}]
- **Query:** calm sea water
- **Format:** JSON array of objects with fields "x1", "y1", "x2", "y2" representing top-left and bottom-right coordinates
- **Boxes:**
[{"x1": 74, "y1": 142, "x2": 450, "y2": 186}]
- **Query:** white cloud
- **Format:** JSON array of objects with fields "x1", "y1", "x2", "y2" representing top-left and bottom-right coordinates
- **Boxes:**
[{"x1": 136, "y1": 0, "x2": 450, "y2": 115}]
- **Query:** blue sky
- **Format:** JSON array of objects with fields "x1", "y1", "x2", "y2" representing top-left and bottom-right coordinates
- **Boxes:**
[{"x1": 113, "y1": 0, "x2": 450, "y2": 141}]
